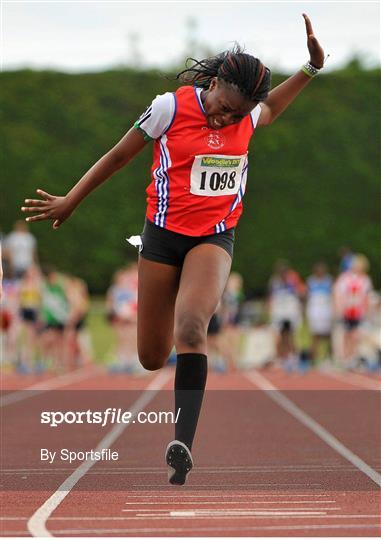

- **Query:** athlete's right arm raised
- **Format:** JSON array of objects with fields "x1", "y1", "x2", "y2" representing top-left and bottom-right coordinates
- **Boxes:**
[{"x1": 22, "y1": 127, "x2": 148, "y2": 229}]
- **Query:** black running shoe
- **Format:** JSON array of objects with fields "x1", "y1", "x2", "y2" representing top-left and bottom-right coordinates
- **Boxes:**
[{"x1": 165, "y1": 440, "x2": 193, "y2": 485}]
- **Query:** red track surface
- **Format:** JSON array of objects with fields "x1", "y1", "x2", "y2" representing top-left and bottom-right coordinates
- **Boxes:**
[{"x1": 1, "y1": 366, "x2": 380, "y2": 537}]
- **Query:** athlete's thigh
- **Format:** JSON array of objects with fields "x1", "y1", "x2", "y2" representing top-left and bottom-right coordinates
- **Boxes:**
[
  {"x1": 175, "y1": 244, "x2": 232, "y2": 323},
  {"x1": 137, "y1": 256, "x2": 181, "y2": 360}
]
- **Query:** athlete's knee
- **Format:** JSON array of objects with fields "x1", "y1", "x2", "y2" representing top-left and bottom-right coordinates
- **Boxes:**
[{"x1": 174, "y1": 313, "x2": 206, "y2": 349}]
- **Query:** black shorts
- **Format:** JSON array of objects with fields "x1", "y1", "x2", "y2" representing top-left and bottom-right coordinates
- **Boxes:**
[
  {"x1": 140, "y1": 218, "x2": 235, "y2": 267},
  {"x1": 20, "y1": 308, "x2": 38, "y2": 323},
  {"x1": 343, "y1": 317, "x2": 362, "y2": 330},
  {"x1": 280, "y1": 320, "x2": 293, "y2": 334}
]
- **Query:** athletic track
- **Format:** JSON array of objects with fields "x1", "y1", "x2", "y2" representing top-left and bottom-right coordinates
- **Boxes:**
[{"x1": 1, "y1": 364, "x2": 380, "y2": 537}]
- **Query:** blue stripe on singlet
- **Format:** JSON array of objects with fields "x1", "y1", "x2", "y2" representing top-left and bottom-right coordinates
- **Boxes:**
[
  {"x1": 154, "y1": 136, "x2": 171, "y2": 227},
  {"x1": 215, "y1": 160, "x2": 249, "y2": 233},
  {"x1": 194, "y1": 87, "x2": 206, "y2": 115},
  {"x1": 153, "y1": 94, "x2": 177, "y2": 227}
]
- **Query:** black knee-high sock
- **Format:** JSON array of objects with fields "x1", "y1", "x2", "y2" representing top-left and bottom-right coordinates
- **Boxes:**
[{"x1": 174, "y1": 353, "x2": 207, "y2": 451}]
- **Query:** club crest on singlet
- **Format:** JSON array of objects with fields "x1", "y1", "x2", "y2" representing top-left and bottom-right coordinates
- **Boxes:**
[{"x1": 204, "y1": 130, "x2": 226, "y2": 150}]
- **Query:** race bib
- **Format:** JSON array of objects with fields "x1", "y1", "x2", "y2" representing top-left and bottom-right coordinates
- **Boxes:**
[{"x1": 190, "y1": 154, "x2": 247, "y2": 197}]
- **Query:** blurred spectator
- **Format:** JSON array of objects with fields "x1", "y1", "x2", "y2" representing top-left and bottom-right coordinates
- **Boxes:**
[
  {"x1": 18, "y1": 264, "x2": 42, "y2": 372},
  {"x1": 268, "y1": 259, "x2": 306, "y2": 369},
  {"x1": 65, "y1": 275, "x2": 92, "y2": 368},
  {"x1": 306, "y1": 262, "x2": 333, "y2": 363},
  {"x1": 357, "y1": 291, "x2": 381, "y2": 370},
  {"x1": 39, "y1": 265, "x2": 70, "y2": 371},
  {"x1": 338, "y1": 245, "x2": 354, "y2": 273},
  {"x1": 207, "y1": 305, "x2": 227, "y2": 373},
  {"x1": 3, "y1": 221, "x2": 38, "y2": 279},
  {"x1": 106, "y1": 263, "x2": 140, "y2": 373},
  {"x1": 0, "y1": 242, "x2": 3, "y2": 301},
  {"x1": 220, "y1": 272, "x2": 244, "y2": 327},
  {"x1": 1, "y1": 265, "x2": 20, "y2": 365},
  {"x1": 218, "y1": 272, "x2": 245, "y2": 372},
  {"x1": 333, "y1": 254, "x2": 373, "y2": 367}
]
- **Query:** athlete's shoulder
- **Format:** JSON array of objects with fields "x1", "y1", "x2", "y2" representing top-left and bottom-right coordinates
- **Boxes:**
[{"x1": 135, "y1": 92, "x2": 176, "y2": 140}]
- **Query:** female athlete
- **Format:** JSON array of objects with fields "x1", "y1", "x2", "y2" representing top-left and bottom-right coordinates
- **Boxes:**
[{"x1": 22, "y1": 14, "x2": 324, "y2": 485}]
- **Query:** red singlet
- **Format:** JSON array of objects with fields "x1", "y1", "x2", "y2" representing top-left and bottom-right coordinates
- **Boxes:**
[{"x1": 135, "y1": 86, "x2": 262, "y2": 236}]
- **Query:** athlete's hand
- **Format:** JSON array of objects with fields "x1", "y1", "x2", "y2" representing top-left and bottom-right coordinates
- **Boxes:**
[
  {"x1": 302, "y1": 13, "x2": 325, "y2": 69},
  {"x1": 21, "y1": 189, "x2": 75, "y2": 229}
]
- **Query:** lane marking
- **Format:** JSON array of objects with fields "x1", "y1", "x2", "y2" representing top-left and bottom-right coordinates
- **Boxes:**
[
  {"x1": 124, "y1": 500, "x2": 337, "y2": 505},
  {"x1": 124, "y1": 506, "x2": 341, "y2": 512},
  {"x1": 26, "y1": 368, "x2": 172, "y2": 538},
  {"x1": 122, "y1": 493, "x2": 332, "y2": 498},
  {"x1": 169, "y1": 510, "x2": 329, "y2": 517},
  {"x1": 46, "y1": 514, "x2": 381, "y2": 520},
  {"x1": 3, "y1": 464, "x2": 357, "y2": 472},
  {"x1": 322, "y1": 370, "x2": 381, "y2": 391},
  {"x1": 3, "y1": 524, "x2": 380, "y2": 535},
  {"x1": 246, "y1": 370, "x2": 381, "y2": 487},
  {"x1": 134, "y1": 482, "x2": 322, "y2": 487},
  {"x1": 28, "y1": 523, "x2": 380, "y2": 536},
  {"x1": 3, "y1": 466, "x2": 359, "y2": 476},
  {"x1": 2, "y1": 514, "x2": 378, "y2": 521},
  {"x1": 1, "y1": 367, "x2": 100, "y2": 407}
]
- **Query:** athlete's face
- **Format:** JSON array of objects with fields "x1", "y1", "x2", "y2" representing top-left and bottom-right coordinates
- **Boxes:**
[{"x1": 201, "y1": 78, "x2": 258, "y2": 130}]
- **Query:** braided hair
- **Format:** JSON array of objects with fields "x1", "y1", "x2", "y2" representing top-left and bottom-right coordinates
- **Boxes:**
[{"x1": 176, "y1": 44, "x2": 271, "y2": 102}]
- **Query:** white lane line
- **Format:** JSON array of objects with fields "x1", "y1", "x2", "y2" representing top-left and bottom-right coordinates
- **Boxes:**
[
  {"x1": 1, "y1": 367, "x2": 100, "y2": 407},
  {"x1": 123, "y1": 493, "x2": 332, "y2": 498},
  {"x1": 2, "y1": 464, "x2": 350, "y2": 471},
  {"x1": 26, "y1": 368, "x2": 172, "y2": 538},
  {"x1": 4, "y1": 467, "x2": 358, "y2": 476},
  {"x1": 124, "y1": 500, "x2": 337, "y2": 505},
  {"x1": 134, "y1": 482, "x2": 322, "y2": 487},
  {"x1": 3, "y1": 514, "x2": 377, "y2": 520},
  {"x1": 322, "y1": 370, "x2": 381, "y2": 391},
  {"x1": 3, "y1": 465, "x2": 357, "y2": 473},
  {"x1": 31, "y1": 524, "x2": 380, "y2": 534},
  {"x1": 120, "y1": 514, "x2": 381, "y2": 521},
  {"x1": 246, "y1": 370, "x2": 381, "y2": 488},
  {"x1": 3, "y1": 524, "x2": 380, "y2": 536},
  {"x1": 124, "y1": 506, "x2": 340, "y2": 512},
  {"x1": 169, "y1": 510, "x2": 328, "y2": 517}
]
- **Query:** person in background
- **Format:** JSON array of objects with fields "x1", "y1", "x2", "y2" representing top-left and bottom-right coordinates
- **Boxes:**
[
  {"x1": 358, "y1": 291, "x2": 381, "y2": 371},
  {"x1": 338, "y1": 245, "x2": 354, "y2": 274},
  {"x1": 207, "y1": 303, "x2": 226, "y2": 373},
  {"x1": 106, "y1": 263, "x2": 140, "y2": 373},
  {"x1": 219, "y1": 271, "x2": 244, "y2": 372},
  {"x1": 3, "y1": 221, "x2": 38, "y2": 280},
  {"x1": 0, "y1": 242, "x2": 3, "y2": 301},
  {"x1": 18, "y1": 264, "x2": 42, "y2": 372},
  {"x1": 39, "y1": 265, "x2": 70, "y2": 371},
  {"x1": 0, "y1": 265, "x2": 20, "y2": 367},
  {"x1": 305, "y1": 262, "x2": 333, "y2": 364},
  {"x1": 333, "y1": 254, "x2": 373, "y2": 368},
  {"x1": 65, "y1": 275, "x2": 92, "y2": 369},
  {"x1": 268, "y1": 259, "x2": 306, "y2": 370}
]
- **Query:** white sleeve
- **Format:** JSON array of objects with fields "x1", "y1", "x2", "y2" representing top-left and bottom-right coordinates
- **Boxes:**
[
  {"x1": 134, "y1": 92, "x2": 176, "y2": 140},
  {"x1": 250, "y1": 104, "x2": 262, "y2": 129}
]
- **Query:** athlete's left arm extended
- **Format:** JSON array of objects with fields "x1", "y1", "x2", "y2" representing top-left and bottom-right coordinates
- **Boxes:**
[{"x1": 258, "y1": 13, "x2": 325, "y2": 127}]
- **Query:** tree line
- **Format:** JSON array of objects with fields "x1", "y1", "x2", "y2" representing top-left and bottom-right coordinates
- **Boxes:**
[{"x1": 2, "y1": 63, "x2": 380, "y2": 293}]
